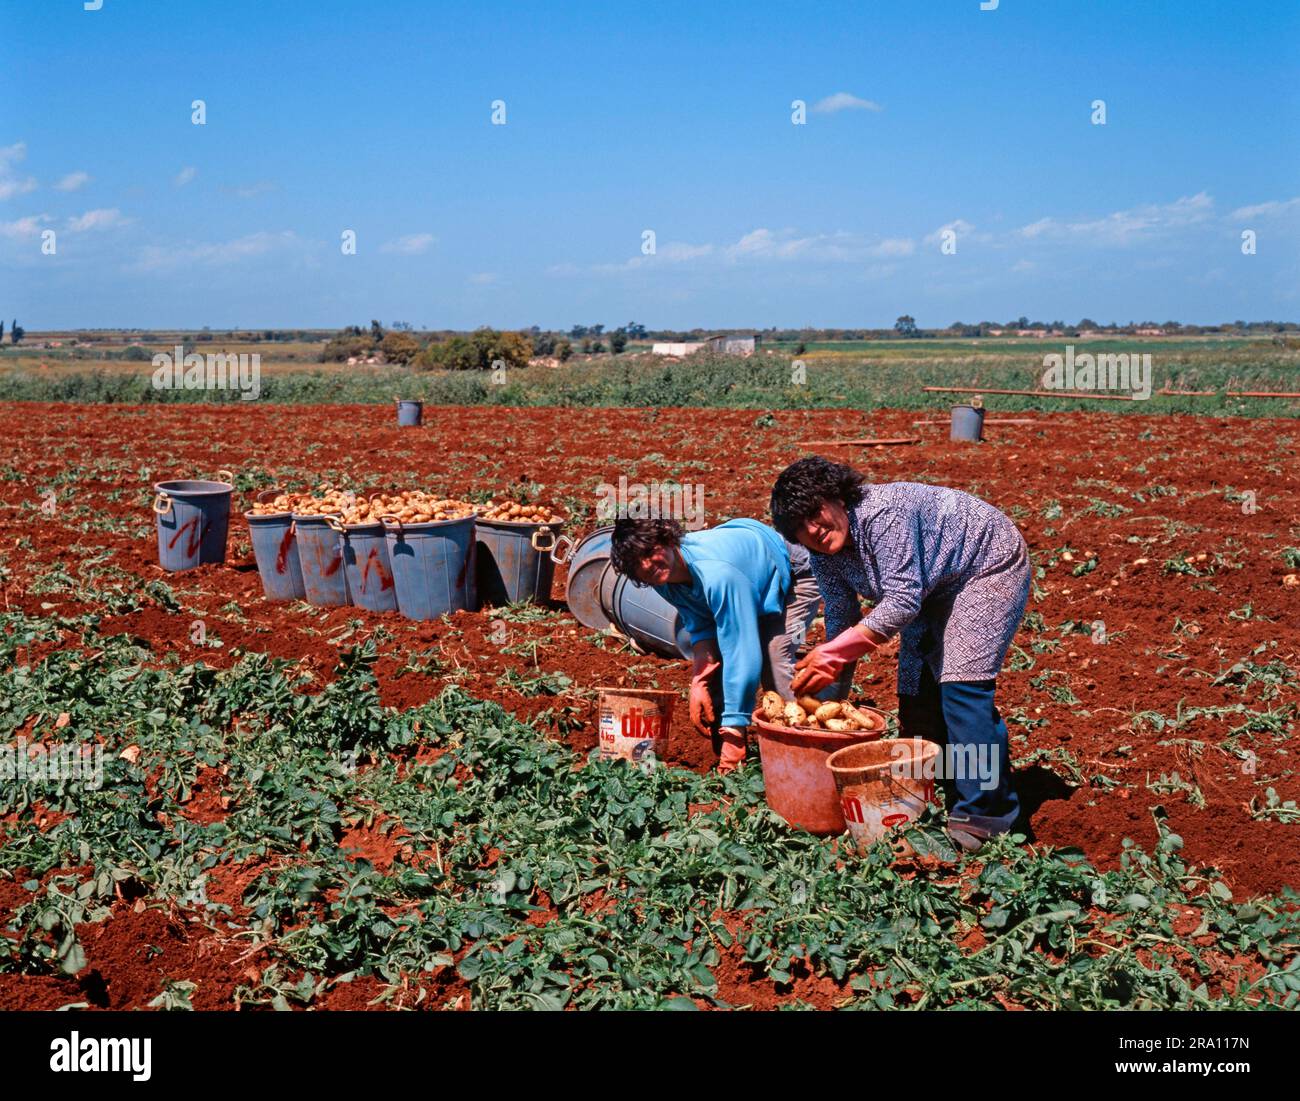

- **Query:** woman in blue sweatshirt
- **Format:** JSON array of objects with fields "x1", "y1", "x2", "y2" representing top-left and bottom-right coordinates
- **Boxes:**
[{"x1": 610, "y1": 517, "x2": 821, "y2": 772}]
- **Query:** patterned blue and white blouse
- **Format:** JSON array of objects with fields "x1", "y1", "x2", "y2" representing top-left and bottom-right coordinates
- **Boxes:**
[{"x1": 809, "y1": 482, "x2": 1031, "y2": 694}]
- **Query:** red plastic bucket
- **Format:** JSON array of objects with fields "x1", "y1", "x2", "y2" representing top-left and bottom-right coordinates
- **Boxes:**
[{"x1": 751, "y1": 706, "x2": 887, "y2": 835}]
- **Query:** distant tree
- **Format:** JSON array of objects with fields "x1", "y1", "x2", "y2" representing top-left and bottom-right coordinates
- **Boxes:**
[
  {"x1": 1, "y1": 321, "x2": 5, "y2": 341},
  {"x1": 555, "y1": 339, "x2": 573, "y2": 362},
  {"x1": 894, "y1": 315, "x2": 917, "y2": 337},
  {"x1": 1077, "y1": 318, "x2": 1097, "y2": 330},
  {"x1": 580, "y1": 338, "x2": 593, "y2": 354},
  {"x1": 391, "y1": 321, "x2": 414, "y2": 332},
  {"x1": 10, "y1": 320, "x2": 24, "y2": 344},
  {"x1": 414, "y1": 328, "x2": 531, "y2": 371},
  {"x1": 591, "y1": 340, "x2": 606, "y2": 354},
  {"x1": 792, "y1": 341, "x2": 806, "y2": 356},
  {"x1": 370, "y1": 320, "x2": 385, "y2": 342},
  {"x1": 610, "y1": 329, "x2": 628, "y2": 354},
  {"x1": 569, "y1": 325, "x2": 589, "y2": 339},
  {"x1": 381, "y1": 331, "x2": 422, "y2": 365},
  {"x1": 121, "y1": 345, "x2": 152, "y2": 361},
  {"x1": 625, "y1": 321, "x2": 647, "y2": 338},
  {"x1": 590, "y1": 324, "x2": 605, "y2": 337}
]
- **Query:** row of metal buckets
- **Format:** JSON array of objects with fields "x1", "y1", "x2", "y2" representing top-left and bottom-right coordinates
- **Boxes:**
[
  {"x1": 152, "y1": 478, "x2": 695, "y2": 644},
  {"x1": 247, "y1": 499, "x2": 558, "y2": 618},
  {"x1": 152, "y1": 478, "x2": 558, "y2": 618}
]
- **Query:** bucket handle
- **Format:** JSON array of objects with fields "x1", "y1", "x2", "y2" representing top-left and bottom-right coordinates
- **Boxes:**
[
  {"x1": 549, "y1": 533, "x2": 575, "y2": 564},
  {"x1": 531, "y1": 525, "x2": 556, "y2": 553},
  {"x1": 325, "y1": 516, "x2": 347, "y2": 535},
  {"x1": 216, "y1": 468, "x2": 234, "y2": 486},
  {"x1": 380, "y1": 514, "x2": 402, "y2": 532},
  {"x1": 152, "y1": 491, "x2": 172, "y2": 516}
]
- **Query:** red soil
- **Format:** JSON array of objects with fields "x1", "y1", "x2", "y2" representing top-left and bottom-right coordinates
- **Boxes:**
[{"x1": 2, "y1": 401, "x2": 1297, "y2": 1008}]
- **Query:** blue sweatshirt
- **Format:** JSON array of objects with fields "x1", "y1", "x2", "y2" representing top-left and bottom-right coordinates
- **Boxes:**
[{"x1": 652, "y1": 519, "x2": 793, "y2": 728}]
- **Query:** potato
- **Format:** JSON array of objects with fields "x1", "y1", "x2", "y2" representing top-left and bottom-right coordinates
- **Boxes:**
[
  {"x1": 760, "y1": 691, "x2": 783, "y2": 722},
  {"x1": 783, "y1": 702, "x2": 807, "y2": 727},
  {"x1": 814, "y1": 701, "x2": 842, "y2": 722},
  {"x1": 796, "y1": 695, "x2": 823, "y2": 715},
  {"x1": 841, "y1": 702, "x2": 880, "y2": 730},
  {"x1": 824, "y1": 718, "x2": 851, "y2": 732}
]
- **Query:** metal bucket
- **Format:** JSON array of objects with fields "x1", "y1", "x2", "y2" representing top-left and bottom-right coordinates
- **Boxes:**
[
  {"x1": 383, "y1": 514, "x2": 476, "y2": 620},
  {"x1": 328, "y1": 518, "x2": 397, "y2": 613},
  {"x1": 245, "y1": 512, "x2": 306, "y2": 602},
  {"x1": 396, "y1": 400, "x2": 423, "y2": 427},
  {"x1": 552, "y1": 526, "x2": 690, "y2": 658},
  {"x1": 611, "y1": 574, "x2": 692, "y2": 657},
  {"x1": 950, "y1": 404, "x2": 985, "y2": 442},
  {"x1": 292, "y1": 513, "x2": 350, "y2": 606},
  {"x1": 152, "y1": 472, "x2": 234, "y2": 572},
  {"x1": 476, "y1": 519, "x2": 559, "y2": 606}
]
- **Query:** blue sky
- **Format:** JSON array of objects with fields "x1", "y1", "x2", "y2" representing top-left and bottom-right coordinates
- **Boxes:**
[{"x1": 3, "y1": 0, "x2": 1298, "y2": 330}]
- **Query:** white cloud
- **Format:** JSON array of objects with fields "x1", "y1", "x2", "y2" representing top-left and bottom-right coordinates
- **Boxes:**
[
  {"x1": 468, "y1": 272, "x2": 497, "y2": 285},
  {"x1": 1016, "y1": 192, "x2": 1214, "y2": 246},
  {"x1": 811, "y1": 92, "x2": 883, "y2": 115},
  {"x1": 55, "y1": 171, "x2": 90, "y2": 192},
  {"x1": 67, "y1": 208, "x2": 129, "y2": 232},
  {"x1": 1011, "y1": 259, "x2": 1036, "y2": 273},
  {"x1": 174, "y1": 166, "x2": 198, "y2": 187},
  {"x1": 129, "y1": 230, "x2": 302, "y2": 272},
  {"x1": 1229, "y1": 196, "x2": 1300, "y2": 220},
  {"x1": 0, "y1": 141, "x2": 36, "y2": 200},
  {"x1": 870, "y1": 237, "x2": 915, "y2": 258},
  {"x1": 0, "y1": 213, "x2": 52, "y2": 239},
  {"x1": 380, "y1": 233, "x2": 436, "y2": 254}
]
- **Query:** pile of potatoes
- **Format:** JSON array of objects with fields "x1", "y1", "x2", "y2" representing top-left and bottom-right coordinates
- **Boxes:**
[
  {"x1": 477, "y1": 499, "x2": 565, "y2": 524},
  {"x1": 371, "y1": 491, "x2": 476, "y2": 524},
  {"x1": 250, "y1": 491, "x2": 308, "y2": 516},
  {"x1": 291, "y1": 489, "x2": 367, "y2": 518},
  {"x1": 759, "y1": 692, "x2": 882, "y2": 733}
]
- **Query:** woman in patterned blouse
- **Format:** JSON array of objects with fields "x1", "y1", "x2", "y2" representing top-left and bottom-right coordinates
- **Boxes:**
[{"x1": 770, "y1": 456, "x2": 1030, "y2": 852}]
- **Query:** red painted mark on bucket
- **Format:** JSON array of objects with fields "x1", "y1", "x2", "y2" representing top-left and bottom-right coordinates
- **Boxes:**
[
  {"x1": 881, "y1": 812, "x2": 910, "y2": 828},
  {"x1": 187, "y1": 519, "x2": 211, "y2": 557},
  {"x1": 167, "y1": 516, "x2": 199, "y2": 551},
  {"x1": 841, "y1": 795, "x2": 866, "y2": 824},
  {"x1": 274, "y1": 525, "x2": 295, "y2": 574},
  {"x1": 315, "y1": 543, "x2": 343, "y2": 578},
  {"x1": 360, "y1": 546, "x2": 392, "y2": 593}
]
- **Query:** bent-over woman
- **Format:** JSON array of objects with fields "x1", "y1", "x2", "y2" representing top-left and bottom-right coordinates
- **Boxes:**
[{"x1": 770, "y1": 456, "x2": 1030, "y2": 852}]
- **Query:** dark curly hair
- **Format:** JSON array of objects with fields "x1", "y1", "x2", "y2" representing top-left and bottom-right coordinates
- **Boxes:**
[
  {"x1": 769, "y1": 456, "x2": 868, "y2": 540},
  {"x1": 610, "y1": 518, "x2": 685, "y2": 583}
]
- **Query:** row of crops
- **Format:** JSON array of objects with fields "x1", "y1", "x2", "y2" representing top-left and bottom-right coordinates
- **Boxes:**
[{"x1": 3, "y1": 607, "x2": 1298, "y2": 1009}]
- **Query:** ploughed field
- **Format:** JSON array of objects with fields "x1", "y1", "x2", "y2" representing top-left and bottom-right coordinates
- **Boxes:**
[{"x1": 1, "y1": 402, "x2": 1297, "y2": 1010}]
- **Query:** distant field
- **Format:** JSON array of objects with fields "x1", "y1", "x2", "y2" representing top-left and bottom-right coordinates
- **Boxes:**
[{"x1": 2, "y1": 335, "x2": 1297, "y2": 415}]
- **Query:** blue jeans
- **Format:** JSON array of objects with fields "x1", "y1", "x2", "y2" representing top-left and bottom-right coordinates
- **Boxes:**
[{"x1": 897, "y1": 663, "x2": 1020, "y2": 837}]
